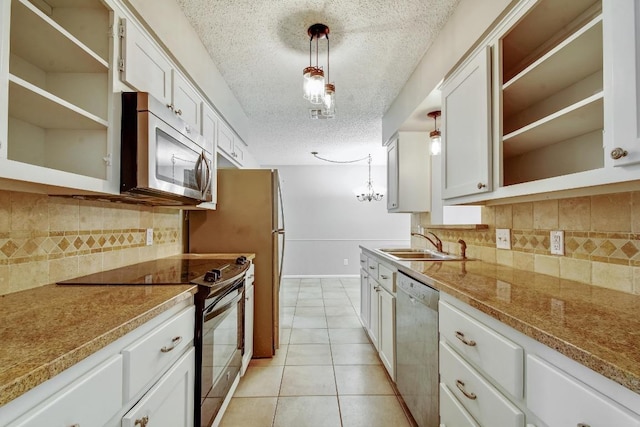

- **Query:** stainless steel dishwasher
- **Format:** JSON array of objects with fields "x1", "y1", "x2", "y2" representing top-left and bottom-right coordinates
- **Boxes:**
[{"x1": 396, "y1": 271, "x2": 439, "y2": 427}]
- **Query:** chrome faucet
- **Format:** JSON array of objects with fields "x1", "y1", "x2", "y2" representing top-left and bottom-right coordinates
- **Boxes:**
[
  {"x1": 458, "y1": 239, "x2": 467, "y2": 259},
  {"x1": 411, "y1": 231, "x2": 443, "y2": 252}
]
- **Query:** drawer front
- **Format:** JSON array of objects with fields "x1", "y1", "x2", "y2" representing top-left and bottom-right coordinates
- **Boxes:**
[
  {"x1": 123, "y1": 306, "x2": 195, "y2": 401},
  {"x1": 9, "y1": 355, "x2": 123, "y2": 427},
  {"x1": 366, "y1": 257, "x2": 379, "y2": 277},
  {"x1": 527, "y1": 355, "x2": 640, "y2": 427},
  {"x1": 378, "y1": 264, "x2": 395, "y2": 293},
  {"x1": 440, "y1": 383, "x2": 480, "y2": 427},
  {"x1": 440, "y1": 341, "x2": 525, "y2": 427},
  {"x1": 439, "y1": 301, "x2": 524, "y2": 398},
  {"x1": 359, "y1": 253, "x2": 368, "y2": 269}
]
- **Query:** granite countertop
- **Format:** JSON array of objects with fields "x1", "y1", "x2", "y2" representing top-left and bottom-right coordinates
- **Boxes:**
[
  {"x1": 361, "y1": 247, "x2": 640, "y2": 395},
  {"x1": 0, "y1": 253, "x2": 253, "y2": 406}
]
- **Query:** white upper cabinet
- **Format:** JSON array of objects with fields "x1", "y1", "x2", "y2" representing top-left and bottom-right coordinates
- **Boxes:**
[
  {"x1": 386, "y1": 132, "x2": 431, "y2": 212},
  {"x1": 0, "y1": 0, "x2": 117, "y2": 193},
  {"x1": 442, "y1": 0, "x2": 640, "y2": 204},
  {"x1": 441, "y1": 46, "x2": 492, "y2": 200}
]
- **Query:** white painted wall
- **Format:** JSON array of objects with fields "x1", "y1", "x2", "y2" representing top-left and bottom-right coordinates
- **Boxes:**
[{"x1": 276, "y1": 165, "x2": 410, "y2": 277}]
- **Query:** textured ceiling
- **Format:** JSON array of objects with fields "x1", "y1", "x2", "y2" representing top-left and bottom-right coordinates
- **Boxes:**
[{"x1": 175, "y1": 0, "x2": 460, "y2": 165}]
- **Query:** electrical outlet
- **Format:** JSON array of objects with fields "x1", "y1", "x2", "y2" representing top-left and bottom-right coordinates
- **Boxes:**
[
  {"x1": 496, "y1": 228, "x2": 511, "y2": 250},
  {"x1": 550, "y1": 230, "x2": 564, "y2": 255},
  {"x1": 146, "y1": 228, "x2": 153, "y2": 246},
  {"x1": 343, "y1": 258, "x2": 349, "y2": 266}
]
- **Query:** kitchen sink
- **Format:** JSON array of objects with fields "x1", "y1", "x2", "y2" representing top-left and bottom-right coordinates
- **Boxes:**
[{"x1": 375, "y1": 248, "x2": 466, "y2": 261}]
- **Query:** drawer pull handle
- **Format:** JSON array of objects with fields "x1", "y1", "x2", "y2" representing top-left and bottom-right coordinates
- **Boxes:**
[
  {"x1": 577, "y1": 424, "x2": 591, "y2": 427},
  {"x1": 456, "y1": 380, "x2": 477, "y2": 400},
  {"x1": 369, "y1": 266, "x2": 376, "y2": 270},
  {"x1": 135, "y1": 416, "x2": 149, "y2": 427},
  {"x1": 161, "y1": 336, "x2": 183, "y2": 353},
  {"x1": 455, "y1": 331, "x2": 476, "y2": 347},
  {"x1": 360, "y1": 259, "x2": 366, "y2": 263},
  {"x1": 70, "y1": 424, "x2": 80, "y2": 427},
  {"x1": 380, "y1": 274, "x2": 389, "y2": 280}
]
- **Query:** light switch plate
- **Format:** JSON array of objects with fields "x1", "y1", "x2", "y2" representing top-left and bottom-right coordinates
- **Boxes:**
[
  {"x1": 496, "y1": 229, "x2": 511, "y2": 250},
  {"x1": 550, "y1": 230, "x2": 564, "y2": 255}
]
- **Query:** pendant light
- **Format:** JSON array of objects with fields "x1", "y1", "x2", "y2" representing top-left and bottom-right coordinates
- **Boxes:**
[
  {"x1": 303, "y1": 23, "x2": 335, "y2": 116},
  {"x1": 428, "y1": 110, "x2": 442, "y2": 156}
]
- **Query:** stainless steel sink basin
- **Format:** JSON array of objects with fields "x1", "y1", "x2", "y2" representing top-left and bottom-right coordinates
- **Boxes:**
[{"x1": 375, "y1": 248, "x2": 466, "y2": 261}]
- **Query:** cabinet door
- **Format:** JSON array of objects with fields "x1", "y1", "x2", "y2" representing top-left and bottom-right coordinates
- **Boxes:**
[
  {"x1": 607, "y1": 0, "x2": 640, "y2": 166},
  {"x1": 378, "y1": 287, "x2": 395, "y2": 380},
  {"x1": 359, "y1": 269, "x2": 370, "y2": 329},
  {"x1": 386, "y1": 138, "x2": 399, "y2": 210},
  {"x1": 242, "y1": 283, "x2": 254, "y2": 375},
  {"x1": 122, "y1": 347, "x2": 195, "y2": 427},
  {"x1": 441, "y1": 46, "x2": 492, "y2": 199},
  {"x1": 368, "y1": 277, "x2": 380, "y2": 350},
  {"x1": 217, "y1": 119, "x2": 235, "y2": 157},
  {"x1": 171, "y1": 70, "x2": 202, "y2": 133},
  {"x1": 120, "y1": 19, "x2": 172, "y2": 105},
  {"x1": 9, "y1": 355, "x2": 123, "y2": 427}
]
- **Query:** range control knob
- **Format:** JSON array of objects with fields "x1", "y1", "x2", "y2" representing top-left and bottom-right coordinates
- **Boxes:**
[
  {"x1": 236, "y1": 256, "x2": 247, "y2": 265},
  {"x1": 204, "y1": 269, "x2": 221, "y2": 282}
]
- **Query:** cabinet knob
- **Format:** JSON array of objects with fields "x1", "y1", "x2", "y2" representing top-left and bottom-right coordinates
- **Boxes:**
[
  {"x1": 135, "y1": 416, "x2": 149, "y2": 427},
  {"x1": 477, "y1": 182, "x2": 486, "y2": 190},
  {"x1": 456, "y1": 379, "x2": 477, "y2": 400},
  {"x1": 610, "y1": 147, "x2": 628, "y2": 160},
  {"x1": 166, "y1": 103, "x2": 174, "y2": 111},
  {"x1": 175, "y1": 108, "x2": 182, "y2": 116}
]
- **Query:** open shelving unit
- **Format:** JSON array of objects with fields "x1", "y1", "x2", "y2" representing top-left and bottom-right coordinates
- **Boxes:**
[
  {"x1": 5, "y1": 0, "x2": 111, "y2": 183},
  {"x1": 500, "y1": 0, "x2": 604, "y2": 186}
]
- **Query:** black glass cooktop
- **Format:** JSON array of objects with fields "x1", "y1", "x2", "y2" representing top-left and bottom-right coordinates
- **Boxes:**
[{"x1": 57, "y1": 258, "x2": 236, "y2": 285}]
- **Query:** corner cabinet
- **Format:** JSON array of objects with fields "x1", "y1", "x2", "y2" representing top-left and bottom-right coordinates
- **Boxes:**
[
  {"x1": 441, "y1": 46, "x2": 492, "y2": 200},
  {"x1": 442, "y1": 0, "x2": 640, "y2": 204},
  {"x1": 386, "y1": 132, "x2": 430, "y2": 212},
  {"x1": 0, "y1": 0, "x2": 118, "y2": 194}
]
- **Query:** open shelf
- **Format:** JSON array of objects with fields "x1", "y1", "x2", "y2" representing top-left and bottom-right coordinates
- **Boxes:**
[
  {"x1": 10, "y1": 0, "x2": 108, "y2": 73},
  {"x1": 503, "y1": 93, "x2": 603, "y2": 158},
  {"x1": 8, "y1": 76, "x2": 108, "y2": 129},
  {"x1": 503, "y1": 17, "x2": 602, "y2": 117},
  {"x1": 502, "y1": 0, "x2": 601, "y2": 81}
]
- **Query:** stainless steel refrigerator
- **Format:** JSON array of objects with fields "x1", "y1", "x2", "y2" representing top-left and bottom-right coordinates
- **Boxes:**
[{"x1": 188, "y1": 169, "x2": 284, "y2": 358}]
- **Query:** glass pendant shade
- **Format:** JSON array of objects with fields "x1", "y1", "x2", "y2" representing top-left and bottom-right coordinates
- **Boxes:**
[
  {"x1": 322, "y1": 83, "x2": 335, "y2": 117},
  {"x1": 430, "y1": 130, "x2": 441, "y2": 156},
  {"x1": 302, "y1": 66, "x2": 314, "y2": 100},
  {"x1": 307, "y1": 68, "x2": 325, "y2": 104}
]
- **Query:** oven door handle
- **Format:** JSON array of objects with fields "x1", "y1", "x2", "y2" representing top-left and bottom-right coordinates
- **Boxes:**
[
  {"x1": 203, "y1": 279, "x2": 245, "y2": 316},
  {"x1": 203, "y1": 291, "x2": 243, "y2": 322}
]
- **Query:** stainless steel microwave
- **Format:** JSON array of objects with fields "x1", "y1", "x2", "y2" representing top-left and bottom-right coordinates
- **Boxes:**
[{"x1": 120, "y1": 92, "x2": 213, "y2": 205}]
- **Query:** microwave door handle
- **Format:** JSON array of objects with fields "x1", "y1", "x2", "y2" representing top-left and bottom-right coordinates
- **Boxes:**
[
  {"x1": 201, "y1": 152, "x2": 212, "y2": 198},
  {"x1": 194, "y1": 152, "x2": 203, "y2": 192}
]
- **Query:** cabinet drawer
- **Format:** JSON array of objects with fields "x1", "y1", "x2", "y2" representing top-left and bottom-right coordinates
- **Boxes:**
[
  {"x1": 359, "y1": 253, "x2": 368, "y2": 269},
  {"x1": 440, "y1": 383, "x2": 480, "y2": 427},
  {"x1": 9, "y1": 355, "x2": 123, "y2": 427},
  {"x1": 440, "y1": 341, "x2": 525, "y2": 427},
  {"x1": 527, "y1": 355, "x2": 640, "y2": 427},
  {"x1": 122, "y1": 306, "x2": 195, "y2": 401},
  {"x1": 439, "y1": 301, "x2": 523, "y2": 398},
  {"x1": 378, "y1": 264, "x2": 395, "y2": 293},
  {"x1": 366, "y1": 257, "x2": 379, "y2": 277}
]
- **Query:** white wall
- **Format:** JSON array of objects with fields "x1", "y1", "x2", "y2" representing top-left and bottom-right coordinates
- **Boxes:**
[{"x1": 276, "y1": 165, "x2": 410, "y2": 277}]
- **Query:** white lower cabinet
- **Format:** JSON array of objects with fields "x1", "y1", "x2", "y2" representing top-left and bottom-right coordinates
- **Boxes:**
[
  {"x1": 440, "y1": 383, "x2": 480, "y2": 427},
  {"x1": 359, "y1": 267, "x2": 370, "y2": 329},
  {"x1": 368, "y1": 276, "x2": 380, "y2": 350},
  {"x1": 527, "y1": 355, "x2": 640, "y2": 427},
  {"x1": 440, "y1": 341, "x2": 525, "y2": 427},
  {"x1": 242, "y1": 263, "x2": 255, "y2": 375},
  {"x1": 122, "y1": 347, "x2": 195, "y2": 427},
  {"x1": 7, "y1": 355, "x2": 123, "y2": 427},
  {"x1": 378, "y1": 285, "x2": 395, "y2": 381}
]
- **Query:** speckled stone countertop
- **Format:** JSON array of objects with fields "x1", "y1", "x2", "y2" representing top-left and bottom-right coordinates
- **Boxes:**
[
  {"x1": 0, "y1": 253, "x2": 253, "y2": 406},
  {"x1": 361, "y1": 247, "x2": 640, "y2": 395}
]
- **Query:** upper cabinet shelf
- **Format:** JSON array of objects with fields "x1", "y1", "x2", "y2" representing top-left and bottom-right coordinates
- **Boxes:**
[{"x1": 11, "y1": 0, "x2": 108, "y2": 73}]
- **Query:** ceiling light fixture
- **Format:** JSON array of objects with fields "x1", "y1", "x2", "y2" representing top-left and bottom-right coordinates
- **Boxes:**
[
  {"x1": 311, "y1": 152, "x2": 383, "y2": 202},
  {"x1": 303, "y1": 24, "x2": 335, "y2": 118},
  {"x1": 428, "y1": 110, "x2": 442, "y2": 156}
]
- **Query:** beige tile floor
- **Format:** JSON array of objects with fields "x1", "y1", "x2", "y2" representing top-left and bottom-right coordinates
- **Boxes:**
[{"x1": 219, "y1": 277, "x2": 414, "y2": 427}]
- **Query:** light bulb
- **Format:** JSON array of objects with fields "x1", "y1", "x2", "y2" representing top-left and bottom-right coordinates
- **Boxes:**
[{"x1": 430, "y1": 131, "x2": 441, "y2": 156}]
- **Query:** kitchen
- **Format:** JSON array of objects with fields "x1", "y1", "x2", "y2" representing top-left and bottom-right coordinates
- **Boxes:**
[{"x1": 1, "y1": 0, "x2": 640, "y2": 427}]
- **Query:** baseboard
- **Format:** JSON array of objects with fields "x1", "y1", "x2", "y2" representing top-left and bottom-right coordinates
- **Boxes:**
[{"x1": 282, "y1": 274, "x2": 360, "y2": 279}]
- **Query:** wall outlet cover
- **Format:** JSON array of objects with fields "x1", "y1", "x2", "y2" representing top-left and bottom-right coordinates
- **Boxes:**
[
  {"x1": 496, "y1": 228, "x2": 511, "y2": 250},
  {"x1": 550, "y1": 230, "x2": 564, "y2": 255},
  {"x1": 146, "y1": 228, "x2": 153, "y2": 246},
  {"x1": 343, "y1": 258, "x2": 349, "y2": 266}
]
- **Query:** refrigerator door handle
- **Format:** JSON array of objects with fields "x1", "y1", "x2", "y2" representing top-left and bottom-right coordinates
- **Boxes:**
[{"x1": 275, "y1": 228, "x2": 285, "y2": 234}]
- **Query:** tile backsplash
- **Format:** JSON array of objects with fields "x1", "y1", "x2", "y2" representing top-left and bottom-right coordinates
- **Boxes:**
[
  {"x1": 0, "y1": 190, "x2": 182, "y2": 295},
  {"x1": 413, "y1": 191, "x2": 640, "y2": 295}
]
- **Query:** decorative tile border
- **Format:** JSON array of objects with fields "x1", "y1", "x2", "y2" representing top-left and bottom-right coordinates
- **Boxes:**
[
  {"x1": 437, "y1": 229, "x2": 640, "y2": 267},
  {"x1": 0, "y1": 228, "x2": 180, "y2": 265}
]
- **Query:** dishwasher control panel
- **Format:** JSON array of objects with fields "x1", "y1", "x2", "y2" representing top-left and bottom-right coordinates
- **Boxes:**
[{"x1": 397, "y1": 272, "x2": 439, "y2": 311}]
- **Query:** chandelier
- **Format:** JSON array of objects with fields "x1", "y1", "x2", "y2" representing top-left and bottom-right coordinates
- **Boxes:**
[
  {"x1": 303, "y1": 23, "x2": 335, "y2": 118},
  {"x1": 311, "y1": 152, "x2": 383, "y2": 202}
]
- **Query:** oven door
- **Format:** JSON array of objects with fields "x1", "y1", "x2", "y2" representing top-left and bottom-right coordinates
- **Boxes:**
[
  {"x1": 144, "y1": 110, "x2": 212, "y2": 202},
  {"x1": 199, "y1": 282, "x2": 244, "y2": 427}
]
